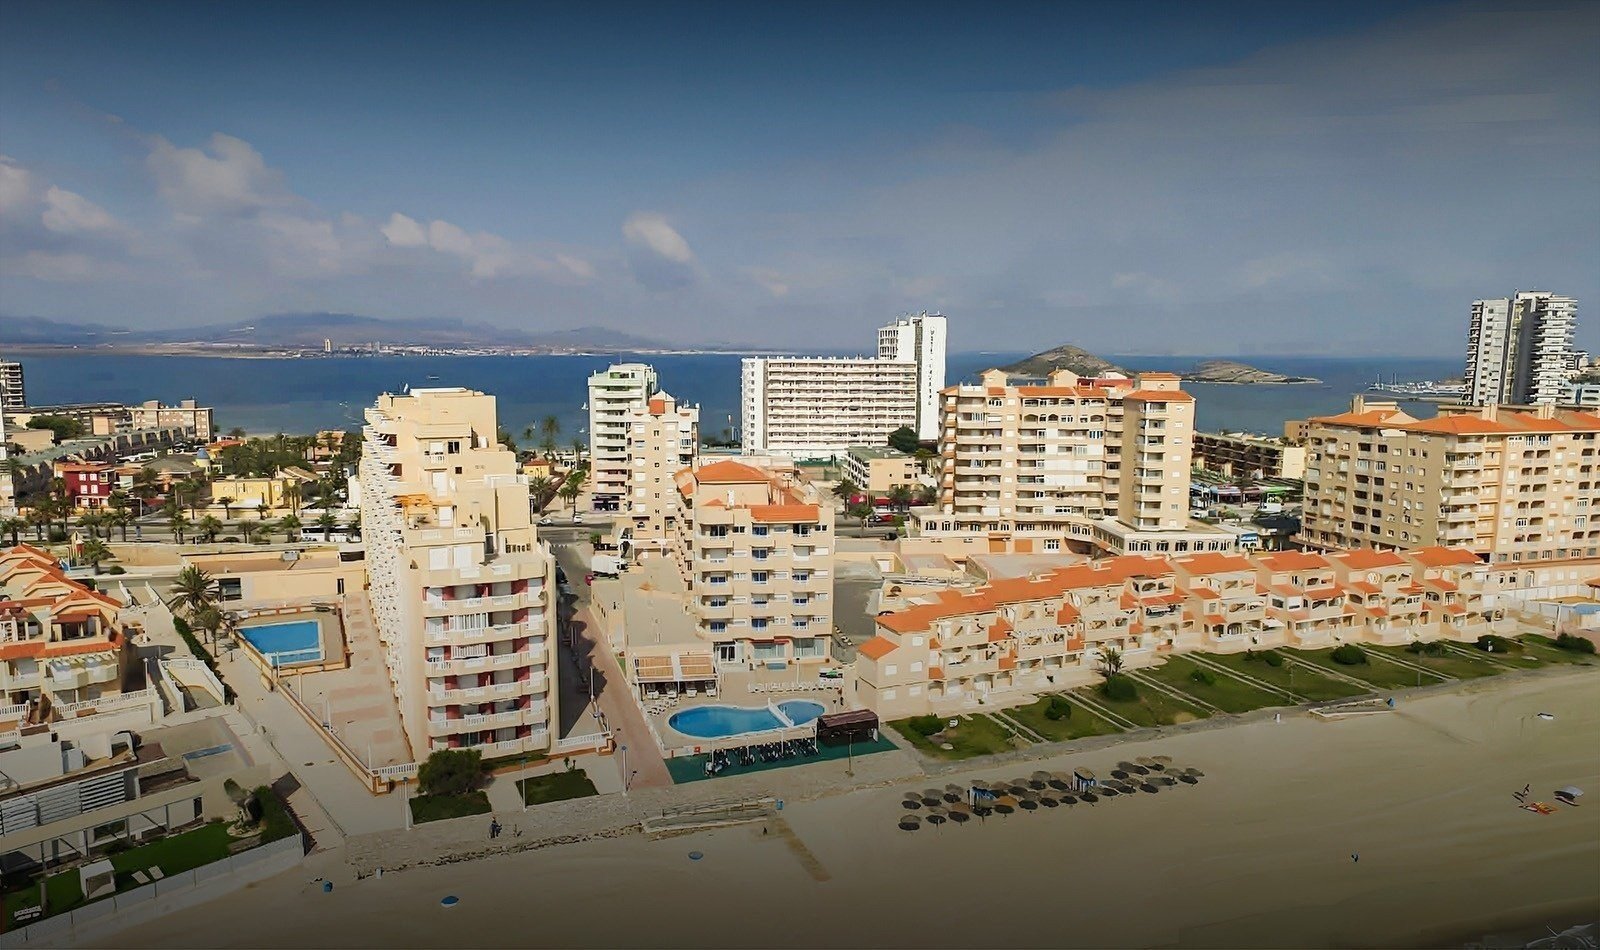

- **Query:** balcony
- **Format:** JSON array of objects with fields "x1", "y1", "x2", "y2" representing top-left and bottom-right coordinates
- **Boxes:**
[{"x1": 425, "y1": 650, "x2": 541, "y2": 677}]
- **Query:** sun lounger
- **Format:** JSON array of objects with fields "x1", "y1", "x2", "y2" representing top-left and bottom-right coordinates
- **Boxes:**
[
  {"x1": 132, "y1": 870, "x2": 151, "y2": 885},
  {"x1": 149, "y1": 867, "x2": 165, "y2": 880}
]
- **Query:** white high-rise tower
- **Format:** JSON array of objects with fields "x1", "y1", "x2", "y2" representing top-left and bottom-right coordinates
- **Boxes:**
[
  {"x1": 877, "y1": 312, "x2": 947, "y2": 441},
  {"x1": 1464, "y1": 292, "x2": 1579, "y2": 405}
]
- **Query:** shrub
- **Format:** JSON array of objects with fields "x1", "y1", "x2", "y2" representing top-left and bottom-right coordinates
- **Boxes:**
[
  {"x1": 1101, "y1": 674, "x2": 1138, "y2": 702},
  {"x1": 82, "y1": 578, "x2": 97, "y2": 591},
  {"x1": 418, "y1": 749, "x2": 487, "y2": 798},
  {"x1": 906, "y1": 714, "x2": 943, "y2": 737},
  {"x1": 1043, "y1": 695, "x2": 1073, "y2": 721},
  {"x1": 1330, "y1": 644, "x2": 1368, "y2": 666},
  {"x1": 47, "y1": 527, "x2": 68, "y2": 543},
  {"x1": 1261, "y1": 650, "x2": 1285, "y2": 668},
  {"x1": 1190, "y1": 667, "x2": 1215, "y2": 686},
  {"x1": 1474, "y1": 634, "x2": 1520, "y2": 654},
  {"x1": 252, "y1": 786, "x2": 298, "y2": 842},
  {"x1": 1554, "y1": 633, "x2": 1597, "y2": 654},
  {"x1": 107, "y1": 565, "x2": 126, "y2": 575},
  {"x1": 1408, "y1": 640, "x2": 1448, "y2": 656}
]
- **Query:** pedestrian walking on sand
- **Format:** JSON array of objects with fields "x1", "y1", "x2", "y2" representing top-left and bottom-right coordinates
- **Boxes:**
[{"x1": 1351, "y1": 852, "x2": 1359, "y2": 863}]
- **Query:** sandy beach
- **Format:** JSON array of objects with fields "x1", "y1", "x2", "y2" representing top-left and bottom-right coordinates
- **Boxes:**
[{"x1": 95, "y1": 672, "x2": 1600, "y2": 949}]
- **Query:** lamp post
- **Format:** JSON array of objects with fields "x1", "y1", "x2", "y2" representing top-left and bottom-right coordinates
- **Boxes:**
[{"x1": 620, "y1": 744, "x2": 629, "y2": 797}]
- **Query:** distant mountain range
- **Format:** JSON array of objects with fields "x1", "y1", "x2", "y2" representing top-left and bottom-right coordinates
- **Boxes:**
[
  {"x1": 1001, "y1": 344, "x2": 1319, "y2": 384},
  {"x1": 0, "y1": 312, "x2": 724, "y2": 351}
]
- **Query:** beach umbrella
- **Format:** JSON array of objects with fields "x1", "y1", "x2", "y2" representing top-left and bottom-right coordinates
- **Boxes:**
[
  {"x1": 1135, "y1": 756, "x2": 1156, "y2": 768},
  {"x1": 1046, "y1": 777, "x2": 1072, "y2": 792},
  {"x1": 1039, "y1": 794, "x2": 1060, "y2": 808},
  {"x1": 1059, "y1": 794, "x2": 1078, "y2": 805},
  {"x1": 995, "y1": 795, "x2": 1018, "y2": 814},
  {"x1": 1182, "y1": 767, "x2": 1205, "y2": 778},
  {"x1": 901, "y1": 797, "x2": 922, "y2": 810},
  {"x1": 1179, "y1": 774, "x2": 1199, "y2": 785},
  {"x1": 943, "y1": 783, "x2": 964, "y2": 803},
  {"x1": 921, "y1": 789, "x2": 943, "y2": 806},
  {"x1": 1008, "y1": 783, "x2": 1031, "y2": 797},
  {"x1": 1099, "y1": 786, "x2": 1121, "y2": 798},
  {"x1": 1081, "y1": 792, "x2": 1099, "y2": 803},
  {"x1": 1110, "y1": 768, "x2": 1130, "y2": 780},
  {"x1": 948, "y1": 804, "x2": 972, "y2": 824},
  {"x1": 1074, "y1": 767, "x2": 1096, "y2": 784},
  {"x1": 926, "y1": 807, "x2": 948, "y2": 827},
  {"x1": 1154, "y1": 776, "x2": 1178, "y2": 787},
  {"x1": 903, "y1": 791, "x2": 923, "y2": 801},
  {"x1": 899, "y1": 816, "x2": 922, "y2": 832},
  {"x1": 1139, "y1": 782, "x2": 1159, "y2": 794},
  {"x1": 1031, "y1": 770, "x2": 1052, "y2": 781}
]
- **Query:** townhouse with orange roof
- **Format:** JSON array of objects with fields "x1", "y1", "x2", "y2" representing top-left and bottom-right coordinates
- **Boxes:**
[{"x1": 856, "y1": 545, "x2": 1492, "y2": 718}]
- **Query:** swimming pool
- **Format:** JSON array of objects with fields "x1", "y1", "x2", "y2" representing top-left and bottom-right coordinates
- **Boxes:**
[
  {"x1": 239, "y1": 619, "x2": 324, "y2": 667},
  {"x1": 667, "y1": 701, "x2": 826, "y2": 739}
]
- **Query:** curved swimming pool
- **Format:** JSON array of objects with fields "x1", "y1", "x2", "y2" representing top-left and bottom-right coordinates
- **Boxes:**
[{"x1": 667, "y1": 701, "x2": 826, "y2": 739}]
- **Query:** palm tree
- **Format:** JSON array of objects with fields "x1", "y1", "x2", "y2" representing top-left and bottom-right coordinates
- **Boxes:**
[
  {"x1": 198, "y1": 515, "x2": 224, "y2": 543},
  {"x1": 539, "y1": 415, "x2": 561, "y2": 456},
  {"x1": 192, "y1": 603, "x2": 225, "y2": 645},
  {"x1": 48, "y1": 478, "x2": 72, "y2": 533},
  {"x1": 887, "y1": 484, "x2": 914, "y2": 512},
  {"x1": 79, "y1": 537, "x2": 113, "y2": 574},
  {"x1": 0, "y1": 516, "x2": 22, "y2": 546},
  {"x1": 529, "y1": 476, "x2": 553, "y2": 514},
  {"x1": 77, "y1": 510, "x2": 106, "y2": 540},
  {"x1": 498, "y1": 428, "x2": 517, "y2": 452},
  {"x1": 569, "y1": 437, "x2": 585, "y2": 466},
  {"x1": 521, "y1": 425, "x2": 536, "y2": 445},
  {"x1": 832, "y1": 478, "x2": 859, "y2": 501},
  {"x1": 283, "y1": 481, "x2": 302, "y2": 515},
  {"x1": 168, "y1": 565, "x2": 218, "y2": 617},
  {"x1": 1097, "y1": 646, "x2": 1124, "y2": 680},
  {"x1": 25, "y1": 506, "x2": 49, "y2": 541},
  {"x1": 914, "y1": 484, "x2": 938, "y2": 507},
  {"x1": 558, "y1": 479, "x2": 581, "y2": 514},
  {"x1": 239, "y1": 519, "x2": 261, "y2": 544},
  {"x1": 278, "y1": 514, "x2": 302, "y2": 542},
  {"x1": 316, "y1": 511, "x2": 337, "y2": 541},
  {"x1": 216, "y1": 496, "x2": 236, "y2": 519},
  {"x1": 345, "y1": 513, "x2": 361, "y2": 539},
  {"x1": 178, "y1": 477, "x2": 205, "y2": 519},
  {"x1": 227, "y1": 427, "x2": 247, "y2": 439},
  {"x1": 107, "y1": 508, "x2": 133, "y2": 542},
  {"x1": 132, "y1": 467, "x2": 160, "y2": 516},
  {"x1": 168, "y1": 511, "x2": 189, "y2": 544}
]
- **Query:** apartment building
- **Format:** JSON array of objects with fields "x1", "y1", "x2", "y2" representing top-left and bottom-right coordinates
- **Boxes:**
[
  {"x1": 876, "y1": 312, "x2": 948, "y2": 440},
  {"x1": 0, "y1": 545, "x2": 131, "y2": 717},
  {"x1": 917, "y1": 368, "x2": 1234, "y2": 556},
  {"x1": 840, "y1": 446, "x2": 919, "y2": 495},
  {"x1": 1562, "y1": 383, "x2": 1600, "y2": 408},
  {"x1": 588, "y1": 363, "x2": 659, "y2": 512},
  {"x1": 1, "y1": 411, "x2": 14, "y2": 515},
  {"x1": 55, "y1": 462, "x2": 115, "y2": 510},
  {"x1": 741, "y1": 314, "x2": 947, "y2": 458},
  {"x1": 670, "y1": 460, "x2": 835, "y2": 668},
  {"x1": 1300, "y1": 397, "x2": 1600, "y2": 564},
  {"x1": 1464, "y1": 292, "x2": 1580, "y2": 405},
  {"x1": 359, "y1": 388, "x2": 558, "y2": 762},
  {"x1": 741, "y1": 356, "x2": 918, "y2": 459},
  {"x1": 615, "y1": 391, "x2": 699, "y2": 557},
  {"x1": 127, "y1": 399, "x2": 214, "y2": 442},
  {"x1": 1191, "y1": 431, "x2": 1308, "y2": 480},
  {"x1": 0, "y1": 360, "x2": 24, "y2": 412},
  {"x1": 856, "y1": 545, "x2": 1489, "y2": 718}
]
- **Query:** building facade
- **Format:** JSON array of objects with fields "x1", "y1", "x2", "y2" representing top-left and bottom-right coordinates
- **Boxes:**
[
  {"x1": 1, "y1": 545, "x2": 132, "y2": 716},
  {"x1": 740, "y1": 356, "x2": 918, "y2": 459},
  {"x1": 614, "y1": 392, "x2": 699, "y2": 557},
  {"x1": 588, "y1": 363, "x2": 659, "y2": 512},
  {"x1": 1191, "y1": 431, "x2": 1307, "y2": 480},
  {"x1": 670, "y1": 460, "x2": 835, "y2": 668},
  {"x1": 0, "y1": 361, "x2": 24, "y2": 413},
  {"x1": 1300, "y1": 397, "x2": 1600, "y2": 564},
  {"x1": 916, "y1": 369, "x2": 1221, "y2": 556},
  {"x1": 841, "y1": 446, "x2": 920, "y2": 495},
  {"x1": 360, "y1": 388, "x2": 559, "y2": 762},
  {"x1": 876, "y1": 312, "x2": 948, "y2": 441},
  {"x1": 55, "y1": 462, "x2": 115, "y2": 510},
  {"x1": 126, "y1": 400, "x2": 214, "y2": 442},
  {"x1": 856, "y1": 546, "x2": 1489, "y2": 718},
  {"x1": 1464, "y1": 292, "x2": 1580, "y2": 406}
]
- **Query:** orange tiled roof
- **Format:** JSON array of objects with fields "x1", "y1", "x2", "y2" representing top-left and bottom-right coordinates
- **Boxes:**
[
  {"x1": 1333, "y1": 549, "x2": 1406, "y2": 570},
  {"x1": 1257, "y1": 551, "x2": 1330, "y2": 572},
  {"x1": 857, "y1": 636, "x2": 898, "y2": 660},
  {"x1": 1175, "y1": 552, "x2": 1254, "y2": 576},
  {"x1": 692, "y1": 460, "x2": 771, "y2": 484},
  {"x1": 1308, "y1": 408, "x2": 1412, "y2": 427},
  {"x1": 1120, "y1": 390, "x2": 1194, "y2": 402},
  {"x1": 1406, "y1": 546, "x2": 1480, "y2": 568}
]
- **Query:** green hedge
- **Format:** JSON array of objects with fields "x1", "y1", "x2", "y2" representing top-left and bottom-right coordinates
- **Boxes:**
[
  {"x1": 172, "y1": 615, "x2": 234, "y2": 702},
  {"x1": 1474, "y1": 634, "x2": 1520, "y2": 654},
  {"x1": 1555, "y1": 633, "x2": 1597, "y2": 654},
  {"x1": 1330, "y1": 644, "x2": 1368, "y2": 665},
  {"x1": 1043, "y1": 694, "x2": 1073, "y2": 721},
  {"x1": 1101, "y1": 674, "x2": 1138, "y2": 702},
  {"x1": 906, "y1": 714, "x2": 943, "y2": 737}
]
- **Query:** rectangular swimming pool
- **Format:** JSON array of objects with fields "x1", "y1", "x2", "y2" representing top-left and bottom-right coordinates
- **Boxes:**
[{"x1": 239, "y1": 619, "x2": 324, "y2": 667}]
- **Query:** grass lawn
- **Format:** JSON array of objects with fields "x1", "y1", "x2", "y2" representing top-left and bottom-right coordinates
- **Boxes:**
[
  {"x1": 109, "y1": 821, "x2": 234, "y2": 889},
  {"x1": 1204, "y1": 651, "x2": 1368, "y2": 702},
  {"x1": 3, "y1": 872, "x2": 83, "y2": 923},
  {"x1": 1141, "y1": 656, "x2": 1284, "y2": 714},
  {"x1": 1366, "y1": 645, "x2": 1503, "y2": 680},
  {"x1": 409, "y1": 790, "x2": 493, "y2": 825},
  {"x1": 1075, "y1": 683, "x2": 1211, "y2": 728},
  {"x1": 890, "y1": 713, "x2": 1025, "y2": 760},
  {"x1": 1291, "y1": 648, "x2": 1443, "y2": 690},
  {"x1": 1520, "y1": 634, "x2": 1599, "y2": 666},
  {"x1": 1006, "y1": 696, "x2": 1124, "y2": 741},
  {"x1": 519, "y1": 769, "x2": 599, "y2": 806}
]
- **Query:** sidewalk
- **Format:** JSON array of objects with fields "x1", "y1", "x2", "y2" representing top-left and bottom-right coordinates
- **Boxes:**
[{"x1": 566, "y1": 603, "x2": 673, "y2": 789}]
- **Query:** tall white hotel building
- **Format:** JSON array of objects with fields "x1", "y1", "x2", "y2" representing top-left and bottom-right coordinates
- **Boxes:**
[
  {"x1": 741, "y1": 312, "x2": 947, "y2": 459},
  {"x1": 1463, "y1": 291, "x2": 1579, "y2": 406},
  {"x1": 360, "y1": 387, "x2": 559, "y2": 762}
]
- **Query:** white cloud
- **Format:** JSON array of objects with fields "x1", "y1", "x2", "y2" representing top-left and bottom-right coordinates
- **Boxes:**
[
  {"x1": 381, "y1": 212, "x2": 428, "y2": 247},
  {"x1": 0, "y1": 156, "x2": 34, "y2": 214},
  {"x1": 744, "y1": 267, "x2": 790, "y2": 298},
  {"x1": 2, "y1": 251, "x2": 108, "y2": 282},
  {"x1": 622, "y1": 213, "x2": 695, "y2": 264},
  {"x1": 146, "y1": 132, "x2": 286, "y2": 216},
  {"x1": 41, "y1": 186, "x2": 120, "y2": 234},
  {"x1": 556, "y1": 254, "x2": 595, "y2": 280}
]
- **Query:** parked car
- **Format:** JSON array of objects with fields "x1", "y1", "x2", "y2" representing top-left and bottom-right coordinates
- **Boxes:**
[{"x1": 538, "y1": 516, "x2": 554, "y2": 525}]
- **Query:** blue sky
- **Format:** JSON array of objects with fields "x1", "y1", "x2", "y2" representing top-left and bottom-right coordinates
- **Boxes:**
[{"x1": 1, "y1": 1, "x2": 1596, "y2": 354}]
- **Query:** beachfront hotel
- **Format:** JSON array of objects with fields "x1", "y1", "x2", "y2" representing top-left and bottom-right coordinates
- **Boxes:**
[
  {"x1": 359, "y1": 387, "x2": 558, "y2": 762},
  {"x1": 613, "y1": 390, "x2": 699, "y2": 558},
  {"x1": 856, "y1": 545, "x2": 1489, "y2": 718},
  {"x1": 911, "y1": 368, "x2": 1238, "y2": 556},
  {"x1": 1191, "y1": 430, "x2": 1308, "y2": 480},
  {"x1": 588, "y1": 363, "x2": 659, "y2": 512},
  {"x1": 1464, "y1": 291, "x2": 1579, "y2": 406},
  {"x1": 669, "y1": 460, "x2": 835, "y2": 668},
  {"x1": 740, "y1": 313, "x2": 947, "y2": 459},
  {"x1": 1299, "y1": 397, "x2": 1600, "y2": 564}
]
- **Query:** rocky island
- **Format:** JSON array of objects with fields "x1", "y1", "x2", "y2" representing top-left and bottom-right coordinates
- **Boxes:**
[{"x1": 1001, "y1": 346, "x2": 1319, "y2": 385}]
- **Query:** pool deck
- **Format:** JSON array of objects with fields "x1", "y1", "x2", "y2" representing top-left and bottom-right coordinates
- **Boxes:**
[{"x1": 236, "y1": 604, "x2": 348, "y2": 670}]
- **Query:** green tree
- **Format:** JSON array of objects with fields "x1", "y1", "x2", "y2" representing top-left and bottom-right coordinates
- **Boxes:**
[
  {"x1": 559, "y1": 467, "x2": 588, "y2": 513},
  {"x1": 25, "y1": 506, "x2": 50, "y2": 541},
  {"x1": 227, "y1": 427, "x2": 247, "y2": 439},
  {"x1": 539, "y1": 415, "x2": 561, "y2": 457},
  {"x1": 832, "y1": 478, "x2": 859, "y2": 501},
  {"x1": 168, "y1": 510, "x2": 189, "y2": 544},
  {"x1": 78, "y1": 510, "x2": 106, "y2": 540},
  {"x1": 198, "y1": 515, "x2": 224, "y2": 543},
  {"x1": 887, "y1": 484, "x2": 914, "y2": 512},
  {"x1": 169, "y1": 565, "x2": 218, "y2": 617},
  {"x1": 24, "y1": 414, "x2": 86, "y2": 441},
  {"x1": 845, "y1": 500, "x2": 872, "y2": 523},
  {"x1": 216, "y1": 496, "x2": 236, "y2": 519},
  {"x1": 498, "y1": 428, "x2": 517, "y2": 452},
  {"x1": 1097, "y1": 646, "x2": 1124, "y2": 679},
  {"x1": 106, "y1": 508, "x2": 133, "y2": 543},
  {"x1": 192, "y1": 603, "x2": 226, "y2": 645},
  {"x1": 887, "y1": 426, "x2": 920, "y2": 455},
  {"x1": 914, "y1": 483, "x2": 938, "y2": 507},
  {"x1": 239, "y1": 519, "x2": 262, "y2": 544},
  {"x1": 418, "y1": 748, "x2": 486, "y2": 797},
  {"x1": 529, "y1": 476, "x2": 553, "y2": 514},
  {"x1": 282, "y1": 481, "x2": 302, "y2": 515},
  {"x1": 79, "y1": 537, "x2": 113, "y2": 574},
  {"x1": 316, "y1": 511, "x2": 337, "y2": 541},
  {"x1": 0, "y1": 516, "x2": 22, "y2": 546},
  {"x1": 278, "y1": 514, "x2": 302, "y2": 542}
]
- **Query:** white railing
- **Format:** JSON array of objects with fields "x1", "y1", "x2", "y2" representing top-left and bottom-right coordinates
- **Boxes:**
[
  {"x1": 161, "y1": 656, "x2": 228, "y2": 704},
  {"x1": 51, "y1": 686, "x2": 161, "y2": 716}
]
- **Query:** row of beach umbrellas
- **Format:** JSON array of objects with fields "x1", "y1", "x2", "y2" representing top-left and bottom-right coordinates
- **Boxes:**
[{"x1": 896, "y1": 756, "x2": 1203, "y2": 831}]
